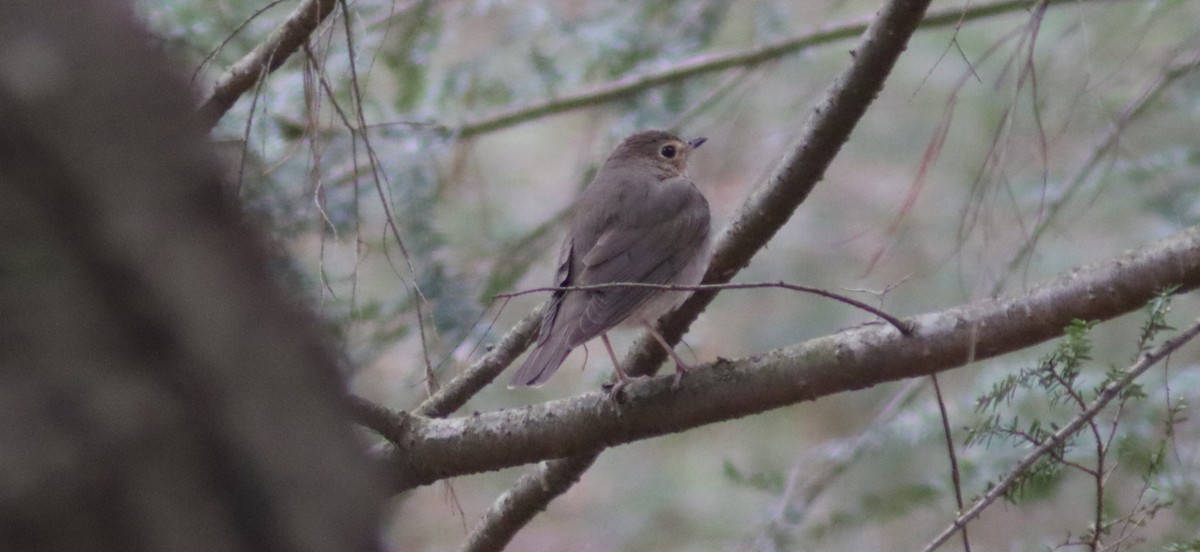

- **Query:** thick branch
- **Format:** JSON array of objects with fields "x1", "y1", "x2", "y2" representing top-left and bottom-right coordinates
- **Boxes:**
[
  {"x1": 458, "y1": 453, "x2": 601, "y2": 552},
  {"x1": 199, "y1": 0, "x2": 339, "y2": 130},
  {"x1": 451, "y1": 0, "x2": 940, "y2": 545},
  {"x1": 387, "y1": 225, "x2": 1200, "y2": 490}
]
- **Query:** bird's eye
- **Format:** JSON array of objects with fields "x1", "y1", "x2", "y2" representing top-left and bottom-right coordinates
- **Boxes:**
[{"x1": 660, "y1": 144, "x2": 677, "y2": 159}]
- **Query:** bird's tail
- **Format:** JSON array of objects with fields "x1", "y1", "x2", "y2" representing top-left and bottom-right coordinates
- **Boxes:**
[{"x1": 508, "y1": 328, "x2": 573, "y2": 388}]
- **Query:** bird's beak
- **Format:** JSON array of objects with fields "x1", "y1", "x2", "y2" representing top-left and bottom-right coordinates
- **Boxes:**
[{"x1": 688, "y1": 137, "x2": 707, "y2": 150}]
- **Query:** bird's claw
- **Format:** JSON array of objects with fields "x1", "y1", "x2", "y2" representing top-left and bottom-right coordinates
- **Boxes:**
[
  {"x1": 606, "y1": 379, "x2": 630, "y2": 403},
  {"x1": 671, "y1": 371, "x2": 684, "y2": 390}
]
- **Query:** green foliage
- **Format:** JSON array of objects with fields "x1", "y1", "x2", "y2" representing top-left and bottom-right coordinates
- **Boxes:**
[
  {"x1": 380, "y1": 1, "x2": 441, "y2": 112},
  {"x1": 965, "y1": 320, "x2": 1096, "y2": 483},
  {"x1": 722, "y1": 460, "x2": 786, "y2": 494},
  {"x1": 806, "y1": 483, "x2": 941, "y2": 540},
  {"x1": 969, "y1": 319, "x2": 1094, "y2": 417},
  {"x1": 1163, "y1": 539, "x2": 1200, "y2": 552},
  {"x1": 1136, "y1": 285, "x2": 1179, "y2": 354},
  {"x1": 962, "y1": 290, "x2": 1189, "y2": 545},
  {"x1": 858, "y1": 483, "x2": 941, "y2": 518}
]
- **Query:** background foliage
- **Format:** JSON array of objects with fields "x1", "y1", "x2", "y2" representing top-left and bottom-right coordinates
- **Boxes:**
[{"x1": 142, "y1": 0, "x2": 1200, "y2": 549}]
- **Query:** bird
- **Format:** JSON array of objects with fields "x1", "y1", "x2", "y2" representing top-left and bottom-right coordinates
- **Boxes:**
[{"x1": 508, "y1": 130, "x2": 712, "y2": 391}]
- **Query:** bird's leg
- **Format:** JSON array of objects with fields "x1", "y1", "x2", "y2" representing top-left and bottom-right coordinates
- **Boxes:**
[
  {"x1": 642, "y1": 320, "x2": 691, "y2": 390},
  {"x1": 601, "y1": 333, "x2": 632, "y2": 399}
]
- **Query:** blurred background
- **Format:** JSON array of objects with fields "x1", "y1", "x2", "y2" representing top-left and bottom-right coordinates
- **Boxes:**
[{"x1": 143, "y1": 0, "x2": 1200, "y2": 549}]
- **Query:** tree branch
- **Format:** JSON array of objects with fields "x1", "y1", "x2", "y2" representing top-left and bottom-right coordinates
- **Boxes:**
[
  {"x1": 385, "y1": 224, "x2": 1200, "y2": 491},
  {"x1": 446, "y1": 0, "x2": 941, "y2": 546},
  {"x1": 458, "y1": 453, "x2": 601, "y2": 552},
  {"x1": 199, "y1": 0, "x2": 340, "y2": 130},
  {"x1": 414, "y1": 304, "x2": 543, "y2": 418},
  {"x1": 454, "y1": 0, "x2": 1114, "y2": 139}
]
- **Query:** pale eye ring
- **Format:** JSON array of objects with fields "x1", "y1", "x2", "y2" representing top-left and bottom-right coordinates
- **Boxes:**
[{"x1": 660, "y1": 144, "x2": 677, "y2": 159}]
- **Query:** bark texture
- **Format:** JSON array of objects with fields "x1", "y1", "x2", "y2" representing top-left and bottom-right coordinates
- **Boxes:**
[{"x1": 0, "y1": 2, "x2": 384, "y2": 551}]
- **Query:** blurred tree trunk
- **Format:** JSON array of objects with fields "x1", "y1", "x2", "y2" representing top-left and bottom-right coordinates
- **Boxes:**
[{"x1": 0, "y1": 2, "x2": 384, "y2": 551}]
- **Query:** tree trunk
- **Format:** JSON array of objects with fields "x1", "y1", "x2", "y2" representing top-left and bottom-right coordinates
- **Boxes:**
[{"x1": 0, "y1": 2, "x2": 384, "y2": 551}]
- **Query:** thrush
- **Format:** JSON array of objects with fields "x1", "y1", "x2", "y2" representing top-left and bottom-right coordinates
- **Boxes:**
[{"x1": 509, "y1": 130, "x2": 712, "y2": 390}]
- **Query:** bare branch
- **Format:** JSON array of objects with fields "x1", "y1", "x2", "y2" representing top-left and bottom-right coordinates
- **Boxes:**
[
  {"x1": 348, "y1": 302, "x2": 541, "y2": 434},
  {"x1": 458, "y1": 453, "x2": 601, "y2": 552},
  {"x1": 380, "y1": 224, "x2": 1200, "y2": 491},
  {"x1": 931, "y1": 374, "x2": 972, "y2": 551},
  {"x1": 453, "y1": 0, "x2": 1115, "y2": 139},
  {"x1": 199, "y1": 0, "x2": 340, "y2": 130},
  {"x1": 414, "y1": 305, "x2": 544, "y2": 419}
]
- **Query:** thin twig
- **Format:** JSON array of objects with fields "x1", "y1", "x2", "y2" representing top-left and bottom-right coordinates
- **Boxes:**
[
  {"x1": 199, "y1": 0, "x2": 340, "y2": 130},
  {"x1": 993, "y1": 50, "x2": 1200, "y2": 295},
  {"x1": 452, "y1": 0, "x2": 1115, "y2": 139},
  {"x1": 334, "y1": 0, "x2": 437, "y2": 390},
  {"x1": 931, "y1": 374, "x2": 971, "y2": 552},
  {"x1": 920, "y1": 318, "x2": 1200, "y2": 552},
  {"x1": 495, "y1": 281, "x2": 912, "y2": 335}
]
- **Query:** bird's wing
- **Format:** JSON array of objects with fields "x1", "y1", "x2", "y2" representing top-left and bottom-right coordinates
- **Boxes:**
[
  {"x1": 508, "y1": 237, "x2": 578, "y2": 387},
  {"x1": 570, "y1": 177, "x2": 710, "y2": 341},
  {"x1": 510, "y1": 176, "x2": 710, "y2": 387}
]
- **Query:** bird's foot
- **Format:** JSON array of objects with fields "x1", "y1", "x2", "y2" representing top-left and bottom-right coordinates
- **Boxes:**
[
  {"x1": 603, "y1": 378, "x2": 630, "y2": 403},
  {"x1": 671, "y1": 370, "x2": 686, "y2": 390},
  {"x1": 671, "y1": 362, "x2": 691, "y2": 390},
  {"x1": 601, "y1": 373, "x2": 651, "y2": 405}
]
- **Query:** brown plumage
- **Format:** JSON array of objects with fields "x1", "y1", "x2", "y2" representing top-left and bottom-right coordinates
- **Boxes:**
[{"x1": 509, "y1": 130, "x2": 712, "y2": 388}]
